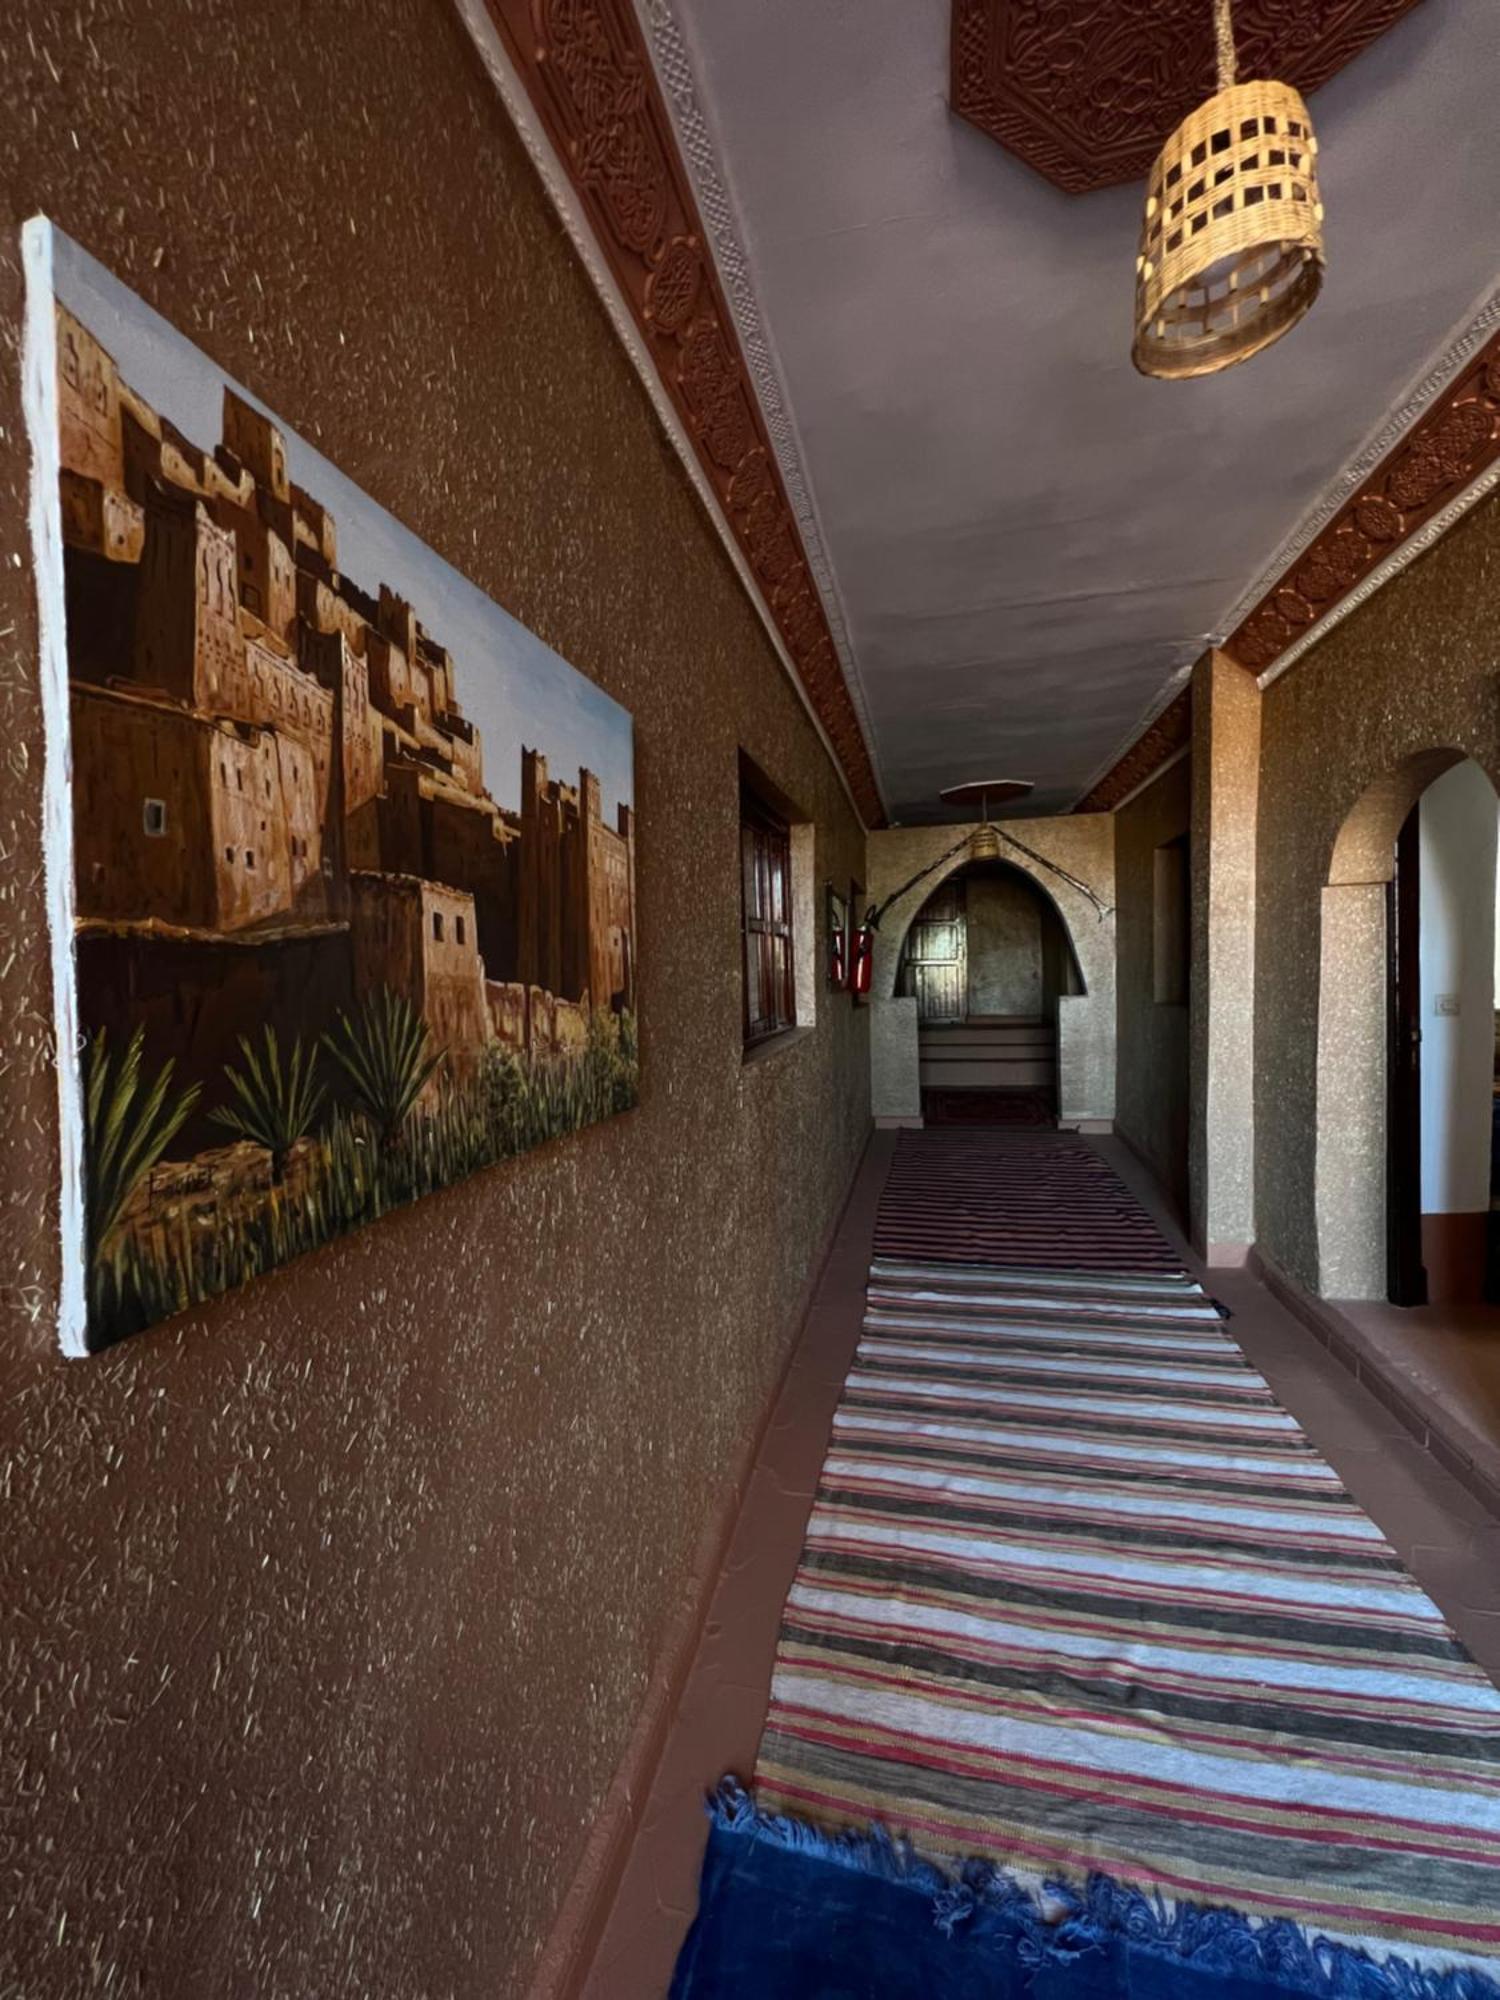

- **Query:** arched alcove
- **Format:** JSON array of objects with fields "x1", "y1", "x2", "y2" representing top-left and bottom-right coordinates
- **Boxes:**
[
  {"x1": 1317, "y1": 748, "x2": 1498, "y2": 1299},
  {"x1": 1325, "y1": 749, "x2": 1465, "y2": 888},
  {"x1": 893, "y1": 858, "x2": 1086, "y2": 1021},
  {"x1": 866, "y1": 823, "x2": 1115, "y2": 1128},
  {"x1": 890, "y1": 858, "x2": 1089, "y2": 1121}
]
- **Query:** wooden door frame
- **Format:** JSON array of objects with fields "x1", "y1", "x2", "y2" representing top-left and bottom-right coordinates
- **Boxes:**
[{"x1": 1386, "y1": 803, "x2": 1428, "y2": 1306}]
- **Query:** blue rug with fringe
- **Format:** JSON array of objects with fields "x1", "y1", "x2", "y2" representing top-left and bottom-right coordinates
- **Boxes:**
[{"x1": 669, "y1": 1785, "x2": 1500, "y2": 2000}]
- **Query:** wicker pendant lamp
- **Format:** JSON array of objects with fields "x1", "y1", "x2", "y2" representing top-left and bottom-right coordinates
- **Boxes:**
[
  {"x1": 939, "y1": 779, "x2": 1033, "y2": 859},
  {"x1": 1133, "y1": 0, "x2": 1325, "y2": 379}
]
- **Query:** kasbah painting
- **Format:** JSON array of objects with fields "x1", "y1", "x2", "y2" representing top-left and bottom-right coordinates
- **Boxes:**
[{"x1": 29, "y1": 225, "x2": 639, "y2": 1354}]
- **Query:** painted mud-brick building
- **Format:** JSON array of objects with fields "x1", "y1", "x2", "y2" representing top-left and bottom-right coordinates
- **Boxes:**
[
  {"x1": 349, "y1": 873, "x2": 489, "y2": 1060},
  {"x1": 71, "y1": 684, "x2": 322, "y2": 935},
  {"x1": 518, "y1": 751, "x2": 636, "y2": 1013},
  {"x1": 300, "y1": 623, "x2": 385, "y2": 881},
  {"x1": 583, "y1": 772, "x2": 636, "y2": 1014},
  {"x1": 53, "y1": 303, "x2": 636, "y2": 1096}
]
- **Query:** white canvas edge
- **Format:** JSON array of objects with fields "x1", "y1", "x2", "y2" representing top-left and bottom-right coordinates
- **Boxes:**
[{"x1": 21, "y1": 214, "x2": 88, "y2": 1357}]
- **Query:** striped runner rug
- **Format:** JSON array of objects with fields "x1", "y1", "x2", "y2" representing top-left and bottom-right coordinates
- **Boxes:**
[
  {"x1": 875, "y1": 1128, "x2": 1184, "y2": 1271},
  {"x1": 921, "y1": 1087, "x2": 1055, "y2": 1128},
  {"x1": 753, "y1": 1145, "x2": 1500, "y2": 1981}
]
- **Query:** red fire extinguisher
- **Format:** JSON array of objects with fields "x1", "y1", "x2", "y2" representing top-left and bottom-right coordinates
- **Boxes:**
[{"x1": 849, "y1": 919, "x2": 874, "y2": 995}]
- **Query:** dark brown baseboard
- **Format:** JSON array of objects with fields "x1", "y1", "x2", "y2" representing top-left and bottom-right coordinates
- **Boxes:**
[
  {"x1": 523, "y1": 1126, "x2": 875, "y2": 2000},
  {"x1": 1248, "y1": 1244, "x2": 1500, "y2": 1522},
  {"x1": 1108, "y1": 1121, "x2": 1190, "y2": 1239}
]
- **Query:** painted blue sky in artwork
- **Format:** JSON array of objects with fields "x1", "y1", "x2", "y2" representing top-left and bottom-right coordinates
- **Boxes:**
[{"x1": 51, "y1": 228, "x2": 634, "y2": 823}]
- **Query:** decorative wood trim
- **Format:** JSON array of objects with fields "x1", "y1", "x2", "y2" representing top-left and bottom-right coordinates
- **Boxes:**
[
  {"x1": 950, "y1": 0, "x2": 1424, "y2": 196},
  {"x1": 454, "y1": 2, "x2": 870, "y2": 828},
  {"x1": 635, "y1": 0, "x2": 881, "y2": 788},
  {"x1": 1076, "y1": 688, "x2": 1192, "y2": 814},
  {"x1": 1214, "y1": 281, "x2": 1500, "y2": 653},
  {"x1": 473, "y1": 0, "x2": 885, "y2": 827},
  {"x1": 1225, "y1": 331, "x2": 1500, "y2": 676}
]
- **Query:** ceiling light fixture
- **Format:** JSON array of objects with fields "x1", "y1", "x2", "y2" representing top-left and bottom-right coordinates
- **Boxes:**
[
  {"x1": 1133, "y1": 0, "x2": 1325, "y2": 380},
  {"x1": 856, "y1": 781, "x2": 1112, "y2": 945},
  {"x1": 939, "y1": 778, "x2": 1035, "y2": 859}
]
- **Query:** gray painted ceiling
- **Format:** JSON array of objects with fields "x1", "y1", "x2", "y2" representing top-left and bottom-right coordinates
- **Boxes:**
[{"x1": 663, "y1": 0, "x2": 1499, "y2": 821}]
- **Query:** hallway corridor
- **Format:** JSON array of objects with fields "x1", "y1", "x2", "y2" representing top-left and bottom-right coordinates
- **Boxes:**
[{"x1": 12, "y1": 6, "x2": 1500, "y2": 1995}]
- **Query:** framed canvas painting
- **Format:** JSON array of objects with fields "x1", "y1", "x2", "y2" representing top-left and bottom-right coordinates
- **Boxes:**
[{"x1": 22, "y1": 219, "x2": 639, "y2": 1354}]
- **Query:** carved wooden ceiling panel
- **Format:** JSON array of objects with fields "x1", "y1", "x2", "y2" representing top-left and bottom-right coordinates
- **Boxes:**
[{"x1": 951, "y1": 0, "x2": 1425, "y2": 193}]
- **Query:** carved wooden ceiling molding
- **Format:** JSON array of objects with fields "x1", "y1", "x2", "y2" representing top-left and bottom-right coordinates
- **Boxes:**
[
  {"x1": 1076, "y1": 687, "x2": 1192, "y2": 814},
  {"x1": 1224, "y1": 328, "x2": 1500, "y2": 678},
  {"x1": 1084, "y1": 281, "x2": 1500, "y2": 791},
  {"x1": 951, "y1": 0, "x2": 1424, "y2": 195},
  {"x1": 470, "y1": 0, "x2": 885, "y2": 827}
]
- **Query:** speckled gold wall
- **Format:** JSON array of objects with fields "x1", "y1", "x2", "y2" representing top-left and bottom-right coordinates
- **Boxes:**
[
  {"x1": 1114, "y1": 758, "x2": 1191, "y2": 1215},
  {"x1": 1255, "y1": 492, "x2": 1500, "y2": 1290},
  {"x1": 0, "y1": 7, "x2": 869, "y2": 1995}
]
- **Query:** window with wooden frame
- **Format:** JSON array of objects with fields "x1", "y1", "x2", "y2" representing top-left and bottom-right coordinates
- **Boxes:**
[{"x1": 741, "y1": 787, "x2": 797, "y2": 1045}]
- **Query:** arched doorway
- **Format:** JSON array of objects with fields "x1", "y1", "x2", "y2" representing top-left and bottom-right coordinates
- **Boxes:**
[
  {"x1": 896, "y1": 859, "x2": 1085, "y2": 1125},
  {"x1": 1317, "y1": 751, "x2": 1499, "y2": 1302}
]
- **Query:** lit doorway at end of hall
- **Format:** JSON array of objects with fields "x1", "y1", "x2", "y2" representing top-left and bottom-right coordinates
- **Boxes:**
[
  {"x1": 895, "y1": 860, "x2": 1084, "y2": 1128},
  {"x1": 1315, "y1": 753, "x2": 1500, "y2": 1478},
  {"x1": 1387, "y1": 759, "x2": 1500, "y2": 1307}
]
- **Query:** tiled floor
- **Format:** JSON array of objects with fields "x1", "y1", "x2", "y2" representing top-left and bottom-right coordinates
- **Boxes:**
[
  {"x1": 1333, "y1": 1296, "x2": 1500, "y2": 1502},
  {"x1": 579, "y1": 1131, "x2": 1500, "y2": 2000}
]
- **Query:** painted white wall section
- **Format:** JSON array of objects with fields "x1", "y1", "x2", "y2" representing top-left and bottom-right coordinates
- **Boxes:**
[{"x1": 1418, "y1": 760, "x2": 1496, "y2": 1215}]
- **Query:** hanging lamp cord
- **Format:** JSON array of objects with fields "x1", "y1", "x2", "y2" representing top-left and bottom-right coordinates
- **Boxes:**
[
  {"x1": 864, "y1": 830, "x2": 976, "y2": 930},
  {"x1": 1215, "y1": 0, "x2": 1237, "y2": 91},
  {"x1": 993, "y1": 828, "x2": 1113, "y2": 924},
  {"x1": 863, "y1": 827, "x2": 1114, "y2": 934}
]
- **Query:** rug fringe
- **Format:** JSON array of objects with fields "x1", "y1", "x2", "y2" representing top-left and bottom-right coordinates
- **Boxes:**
[{"x1": 706, "y1": 1779, "x2": 1500, "y2": 2000}]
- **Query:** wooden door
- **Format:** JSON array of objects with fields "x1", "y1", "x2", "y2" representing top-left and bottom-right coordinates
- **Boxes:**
[
  {"x1": 901, "y1": 880, "x2": 966, "y2": 1024},
  {"x1": 1387, "y1": 805, "x2": 1428, "y2": 1306}
]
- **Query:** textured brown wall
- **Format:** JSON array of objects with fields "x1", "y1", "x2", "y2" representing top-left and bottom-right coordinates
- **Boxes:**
[
  {"x1": 1255, "y1": 493, "x2": 1500, "y2": 1290},
  {"x1": 1114, "y1": 758, "x2": 1191, "y2": 1217},
  {"x1": 0, "y1": 6, "x2": 870, "y2": 1996}
]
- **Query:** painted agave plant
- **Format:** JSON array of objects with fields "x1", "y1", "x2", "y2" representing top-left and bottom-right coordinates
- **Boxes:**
[
  {"x1": 209, "y1": 1026, "x2": 326, "y2": 1184},
  {"x1": 322, "y1": 987, "x2": 445, "y2": 1150},
  {"x1": 84, "y1": 1026, "x2": 200, "y2": 1303}
]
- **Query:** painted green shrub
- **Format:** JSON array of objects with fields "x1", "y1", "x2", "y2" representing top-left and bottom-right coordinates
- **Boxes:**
[
  {"x1": 209, "y1": 1026, "x2": 325, "y2": 1183},
  {"x1": 84, "y1": 1006, "x2": 640, "y2": 1346}
]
